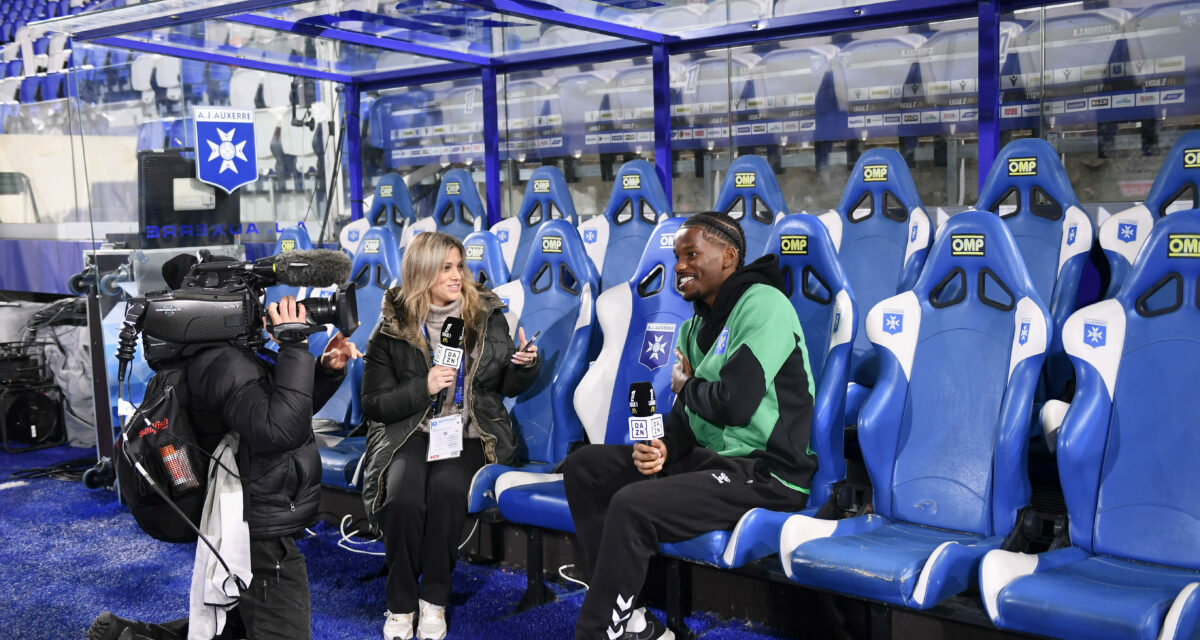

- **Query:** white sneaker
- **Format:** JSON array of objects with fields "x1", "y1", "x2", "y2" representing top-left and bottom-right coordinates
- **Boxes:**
[
  {"x1": 416, "y1": 599, "x2": 447, "y2": 640},
  {"x1": 382, "y1": 610, "x2": 414, "y2": 640}
]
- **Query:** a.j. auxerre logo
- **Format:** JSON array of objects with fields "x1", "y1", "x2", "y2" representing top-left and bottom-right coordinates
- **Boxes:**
[
  {"x1": 193, "y1": 107, "x2": 257, "y2": 194},
  {"x1": 622, "y1": 174, "x2": 641, "y2": 190},
  {"x1": 465, "y1": 244, "x2": 485, "y2": 261},
  {"x1": 1008, "y1": 156, "x2": 1037, "y2": 177},
  {"x1": 542, "y1": 235, "x2": 563, "y2": 253},
  {"x1": 951, "y1": 233, "x2": 985, "y2": 256},
  {"x1": 1167, "y1": 233, "x2": 1200, "y2": 258}
]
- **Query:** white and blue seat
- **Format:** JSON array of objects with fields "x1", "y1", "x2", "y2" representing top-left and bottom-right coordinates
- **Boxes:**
[
  {"x1": 713, "y1": 155, "x2": 788, "y2": 259},
  {"x1": 657, "y1": 213, "x2": 857, "y2": 569},
  {"x1": 779, "y1": 210, "x2": 1049, "y2": 610},
  {"x1": 490, "y1": 165, "x2": 578, "y2": 276},
  {"x1": 466, "y1": 219, "x2": 598, "y2": 514},
  {"x1": 1099, "y1": 130, "x2": 1200, "y2": 298},
  {"x1": 405, "y1": 167, "x2": 485, "y2": 241},
  {"x1": 578, "y1": 159, "x2": 671, "y2": 291},
  {"x1": 818, "y1": 148, "x2": 931, "y2": 390},
  {"x1": 364, "y1": 172, "x2": 416, "y2": 241},
  {"x1": 977, "y1": 138, "x2": 1093, "y2": 400},
  {"x1": 981, "y1": 210, "x2": 1200, "y2": 640},
  {"x1": 462, "y1": 230, "x2": 510, "y2": 289}
]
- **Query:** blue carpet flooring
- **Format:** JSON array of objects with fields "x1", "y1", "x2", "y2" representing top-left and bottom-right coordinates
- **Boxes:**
[{"x1": 0, "y1": 446, "x2": 791, "y2": 640}]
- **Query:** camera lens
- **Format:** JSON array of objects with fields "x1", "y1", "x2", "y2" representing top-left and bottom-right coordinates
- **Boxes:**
[{"x1": 298, "y1": 284, "x2": 358, "y2": 338}]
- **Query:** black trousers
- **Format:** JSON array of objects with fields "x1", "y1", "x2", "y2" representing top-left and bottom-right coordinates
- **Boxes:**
[
  {"x1": 137, "y1": 536, "x2": 311, "y2": 640},
  {"x1": 378, "y1": 431, "x2": 486, "y2": 613},
  {"x1": 563, "y1": 444, "x2": 808, "y2": 640}
]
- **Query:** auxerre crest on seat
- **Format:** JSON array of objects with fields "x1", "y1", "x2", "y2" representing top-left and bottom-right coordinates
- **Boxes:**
[{"x1": 193, "y1": 106, "x2": 257, "y2": 194}]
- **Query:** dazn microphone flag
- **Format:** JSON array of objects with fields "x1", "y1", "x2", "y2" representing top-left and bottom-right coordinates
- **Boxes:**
[{"x1": 627, "y1": 382, "x2": 664, "y2": 441}]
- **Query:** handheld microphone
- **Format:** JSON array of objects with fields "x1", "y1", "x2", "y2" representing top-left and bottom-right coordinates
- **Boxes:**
[
  {"x1": 434, "y1": 317, "x2": 466, "y2": 410},
  {"x1": 628, "y1": 382, "x2": 664, "y2": 443}
]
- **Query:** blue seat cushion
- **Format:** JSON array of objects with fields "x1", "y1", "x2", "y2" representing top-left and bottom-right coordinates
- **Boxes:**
[
  {"x1": 996, "y1": 554, "x2": 1200, "y2": 640},
  {"x1": 660, "y1": 532, "x2": 730, "y2": 567},
  {"x1": 319, "y1": 436, "x2": 366, "y2": 490},
  {"x1": 788, "y1": 521, "x2": 1000, "y2": 608},
  {"x1": 497, "y1": 480, "x2": 575, "y2": 533}
]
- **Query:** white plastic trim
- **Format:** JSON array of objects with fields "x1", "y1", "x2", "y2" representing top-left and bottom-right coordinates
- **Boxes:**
[
  {"x1": 1158, "y1": 582, "x2": 1199, "y2": 640},
  {"x1": 493, "y1": 471, "x2": 563, "y2": 501},
  {"x1": 979, "y1": 549, "x2": 1039, "y2": 621},
  {"x1": 817, "y1": 210, "x2": 843, "y2": 251},
  {"x1": 912, "y1": 541, "x2": 955, "y2": 607},
  {"x1": 1062, "y1": 300, "x2": 1127, "y2": 400},
  {"x1": 778, "y1": 515, "x2": 837, "y2": 579},
  {"x1": 1041, "y1": 399, "x2": 1069, "y2": 454},
  {"x1": 865, "y1": 291, "x2": 922, "y2": 381}
]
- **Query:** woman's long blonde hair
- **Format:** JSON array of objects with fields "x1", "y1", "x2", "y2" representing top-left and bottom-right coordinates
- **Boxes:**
[{"x1": 399, "y1": 231, "x2": 481, "y2": 351}]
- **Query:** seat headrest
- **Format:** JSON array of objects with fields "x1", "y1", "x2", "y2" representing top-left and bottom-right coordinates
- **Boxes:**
[
  {"x1": 714, "y1": 155, "x2": 788, "y2": 226},
  {"x1": 520, "y1": 220, "x2": 595, "y2": 293},
  {"x1": 1141, "y1": 130, "x2": 1200, "y2": 218},
  {"x1": 631, "y1": 218, "x2": 684, "y2": 290},
  {"x1": 1118, "y1": 209, "x2": 1200, "y2": 309},
  {"x1": 769, "y1": 214, "x2": 851, "y2": 302},
  {"x1": 350, "y1": 226, "x2": 403, "y2": 290},
  {"x1": 977, "y1": 138, "x2": 1080, "y2": 220},
  {"x1": 518, "y1": 165, "x2": 577, "y2": 228},
  {"x1": 274, "y1": 227, "x2": 313, "y2": 254},
  {"x1": 367, "y1": 173, "x2": 416, "y2": 230},
  {"x1": 433, "y1": 168, "x2": 487, "y2": 234},
  {"x1": 463, "y1": 229, "x2": 510, "y2": 288},
  {"x1": 914, "y1": 210, "x2": 1039, "y2": 308},
  {"x1": 836, "y1": 148, "x2": 925, "y2": 224},
  {"x1": 604, "y1": 160, "x2": 671, "y2": 226}
]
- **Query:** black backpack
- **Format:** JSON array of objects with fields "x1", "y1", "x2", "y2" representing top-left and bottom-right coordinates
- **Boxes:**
[{"x1": 114, "y1": 367, "x2": 209, "y2": 543}]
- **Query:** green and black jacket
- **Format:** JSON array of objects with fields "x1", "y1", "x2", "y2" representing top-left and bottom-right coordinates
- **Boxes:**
[{"x1": 662, "y1": 254, "x2": 817, "y2": 492}]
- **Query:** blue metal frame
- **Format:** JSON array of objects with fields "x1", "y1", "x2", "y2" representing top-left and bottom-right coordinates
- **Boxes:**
[
  {"x1": 482, "y1": 66, "x2": 501, "y2": 228},
  {"x1": 345, "y1": 86, "x2": 364, "y2": 222},
  {"x1": 652, "y1": 43, "x2": 673, "y2": 208},
  {"x1": 439, "y1": 0, "x2": 675, "y2": 44},
  {"x1": 977, "y1": 0, "x2": 1001, "y2": 190},
  {"x1": 92, "y1": 36, "x2": 355, "y2": 83}
]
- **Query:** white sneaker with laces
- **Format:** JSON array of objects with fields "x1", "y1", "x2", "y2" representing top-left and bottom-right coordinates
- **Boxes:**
[
  {"x1": 382, "y1": 610, "x2": 415, "y2": 640},
  {"x1": 416, "y1": 599, "x2": 447, "y2": 640}
]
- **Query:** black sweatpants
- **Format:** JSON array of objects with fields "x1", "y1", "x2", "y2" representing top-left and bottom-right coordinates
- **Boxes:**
[
  {"x1": 563, "y1": 444, "x2": 808, "y2": 640},
  {"x1": 378, "y1": 431, "x2": 486, "y2": 613}
]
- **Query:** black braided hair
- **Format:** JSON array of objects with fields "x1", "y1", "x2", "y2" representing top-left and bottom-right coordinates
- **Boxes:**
[{"x1": 680, "y1": 211, "x2": 747, "y2": 268}]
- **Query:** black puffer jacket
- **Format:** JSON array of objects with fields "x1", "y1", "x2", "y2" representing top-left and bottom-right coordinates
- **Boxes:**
[
  {"x1": 360, "y1": 283, "x2": 540, "y2": 533},
  {"x1": 187, "y1": 342, "x2": 344, "y2": 539}
]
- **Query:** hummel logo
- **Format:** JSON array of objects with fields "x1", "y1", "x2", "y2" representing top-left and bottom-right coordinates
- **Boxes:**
[
  {"x1": 607, "y1": 594, "x2": 636, "y2": 640},
  {"x1": 712, "y1": 472, "x2": 731, "y2": 484}
]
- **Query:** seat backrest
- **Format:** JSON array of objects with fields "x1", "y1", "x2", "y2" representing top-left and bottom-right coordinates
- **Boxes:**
[
  {"x1": 427, "y1": 167, "x2": 485, "y2": 240},
  {"x1": 766, "y1": 214, "x2": 857, "y2": 508},
  {"x1": 462, "y1": 229, "x2": 510, "y2": 288},
  {"x1": 578, "y1": 159, "x2": 672, "y2": 291},
  {"x1": 492, "y1": 220, "x2": 597, "y2": 464},
  {"x1": 491, "y1": 165, "x2": 578, "y2": 276},
  {"x1": 713, "y1": 155, "x2": 788, "y2": 259},
  {"x1": 819, "y1": 148, "x2": 931, "y2": 387},
  {"x1": 573, "y1": 218, "x2": 690, "y2": 448},
  {"x1": 263, "y1": 227, "x2": 314, "y2": 308},
  {"x1": 1099, "y1": 130, "x2": 1200, "y2": 298},
  {"x1": 365, "y1": 173, "x2": 416, "y2": 240},
  {"x1": 1057, "y1": 210, "x2": 1200, "y2": 569},
  {"x1": 860, "y1": 210, "x2": 1048, "y2": 536}
]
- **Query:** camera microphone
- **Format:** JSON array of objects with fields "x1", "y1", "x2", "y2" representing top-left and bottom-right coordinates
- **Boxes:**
[
  {"x1": 434, "y1": 317, "x2": 466, "y2": 410},
  {"x1": 257, "y1": 249, "x2": 352, "y2": 288}
]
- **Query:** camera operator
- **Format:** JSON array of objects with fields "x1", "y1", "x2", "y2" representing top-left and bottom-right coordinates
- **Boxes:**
[{"x1": 89, "y1": 294, "x2": 361, "y2": 640}]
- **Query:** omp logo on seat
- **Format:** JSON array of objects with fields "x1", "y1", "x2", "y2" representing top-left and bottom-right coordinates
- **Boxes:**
[
  {"x1": 445, "y1": 181, "x2": 461, "y2": 195},
  {"x1": 280, "y1": 239, "x2": 295, "y2": 252},
  {"x1": 542, "y1": 235, "x2": 563, "y2": 253},
  {"x1": 465, "y1": 244, "x2": 484, "y2": 261},
  {"x1": 533, "y1": 179, "x2": 551, "y2": 193},
  {"x1": 380, "y1": 184, "x2": 393, "y2": 198},
  {"x1": 863, "y1": 164, "x2": 888, "y2": 182},
  {"x1": 1167, "y1": 234, "x2": 1200, "y2": 258},
  {"x1": 659, "y1": 233, "x2": 675, "y2": 248},
  {"x1": 1007, "y1": 157, "x2": 1037, "y2": 177},
  {"x1": 1184, "y1": 149, "x2": 1200, "y2": 169},
  {"x1": 780, "y1": 235, "x2": 808, "y2": 255},
  {"x1": 951, "y1": 234, "x2": 985, "y2": 256},
  {"x1": 734, "y1": 172, "x2": 756, "y2": 188},
  {"x1": 622, "y1": 174, "x2": 641, "y2": 190},
  {"x1": 362, "y1": 238, "x2": 381, "y2": 254}
]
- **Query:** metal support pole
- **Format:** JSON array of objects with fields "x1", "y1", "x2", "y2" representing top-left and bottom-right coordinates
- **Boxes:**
[
  {"x1": 652, "y1": 43, "x2": 674, "y2": 208},
  {"x1": 482, "y1": 66, "x2": 502, "y2": 227},
  {"x1": 344, "y1": 85, "x2": 364, "y2": 223},
  {"x1": 977, "y1": 0, "x2": 1001, "y2": 193}
]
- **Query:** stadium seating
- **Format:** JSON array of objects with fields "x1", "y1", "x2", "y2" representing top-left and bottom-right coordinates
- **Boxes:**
[
  {"x1": 977, "y1": 138, "x2": 1093, "y2": 401},
  {"x1": 462, "y1": 230, "x2": 510, "y2": 288},
  {"x1": 405, "y1": 167, "x2": 485, "y2": 241},
  {"x1": 780, "y1": 210, "x2": 1049, "y2": 610},
  {"x1": 981, "y1": 210, "x2": 1200, "y2": 640},
  {"x1": 577, "y1": 159, "x2": 672, "y2": 291},
  {"x1": 490, "y1": 165, "x2": 579, "y2": 276},
  {"x1": 712, "y1": 155, "x2": 788, "y2": 259},
  {"x1": 364, "y1": 172, "x2": 417, "y2": 243},
  {"x1": 1099, "y1": 130, "x2": 1200, "y2": 298}
]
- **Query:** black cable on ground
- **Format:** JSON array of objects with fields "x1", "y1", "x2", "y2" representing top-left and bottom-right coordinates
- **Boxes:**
[{"x1": 11, "y1": 456, "x2": 96, "y2": 482}]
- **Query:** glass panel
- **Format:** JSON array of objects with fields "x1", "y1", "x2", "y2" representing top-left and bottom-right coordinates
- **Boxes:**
[{"x1": 499, "y1": 58, "x2": 656, "y2": 220}]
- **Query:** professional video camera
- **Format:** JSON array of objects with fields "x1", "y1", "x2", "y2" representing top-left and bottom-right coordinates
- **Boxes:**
[{"x1": 115, "y1": 249, "x2": 359, "y2": 375}]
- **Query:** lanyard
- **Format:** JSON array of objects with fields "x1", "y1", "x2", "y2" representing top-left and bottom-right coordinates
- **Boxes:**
[{"x1": 423, "y1": 326, "x2": 465, "y2": 411}]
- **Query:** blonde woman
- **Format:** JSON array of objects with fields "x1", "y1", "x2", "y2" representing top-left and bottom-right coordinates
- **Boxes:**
[{"x1": 361, "y1": 231, "x2": 540, "y2": 640}]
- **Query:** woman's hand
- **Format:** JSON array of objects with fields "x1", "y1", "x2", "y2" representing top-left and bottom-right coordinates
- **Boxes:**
[
  {"x1": 319, "y1": 332, "x2": 361, "y2": 371},
  {"x1": 511, "y1": 327, "x2": 538, "y2": 367},
  {"x1": 427, "y1": 365, "x2": 456, "y2": 397},
  {"x1": 632, "y1": 439, "x2": 667, "y2": 475}
]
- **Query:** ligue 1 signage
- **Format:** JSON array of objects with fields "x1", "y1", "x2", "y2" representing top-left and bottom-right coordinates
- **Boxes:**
[{"x1": 193, "y1": 107, "x2": 258, "y2": 194}]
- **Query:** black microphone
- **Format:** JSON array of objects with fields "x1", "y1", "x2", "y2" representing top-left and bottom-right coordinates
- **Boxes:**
[
  {"x1": 629, "y1": 381, "x2": 655, "y2": 417},
  {"x1": 628, "y1": 381, "x2": 664, "y2": 443},
  {"x1": 433, "y1": 317, "x2": 466, "y2": 410},
  {"x1": 257, "y1": 249, "x2": 352, "y2": 287}
]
